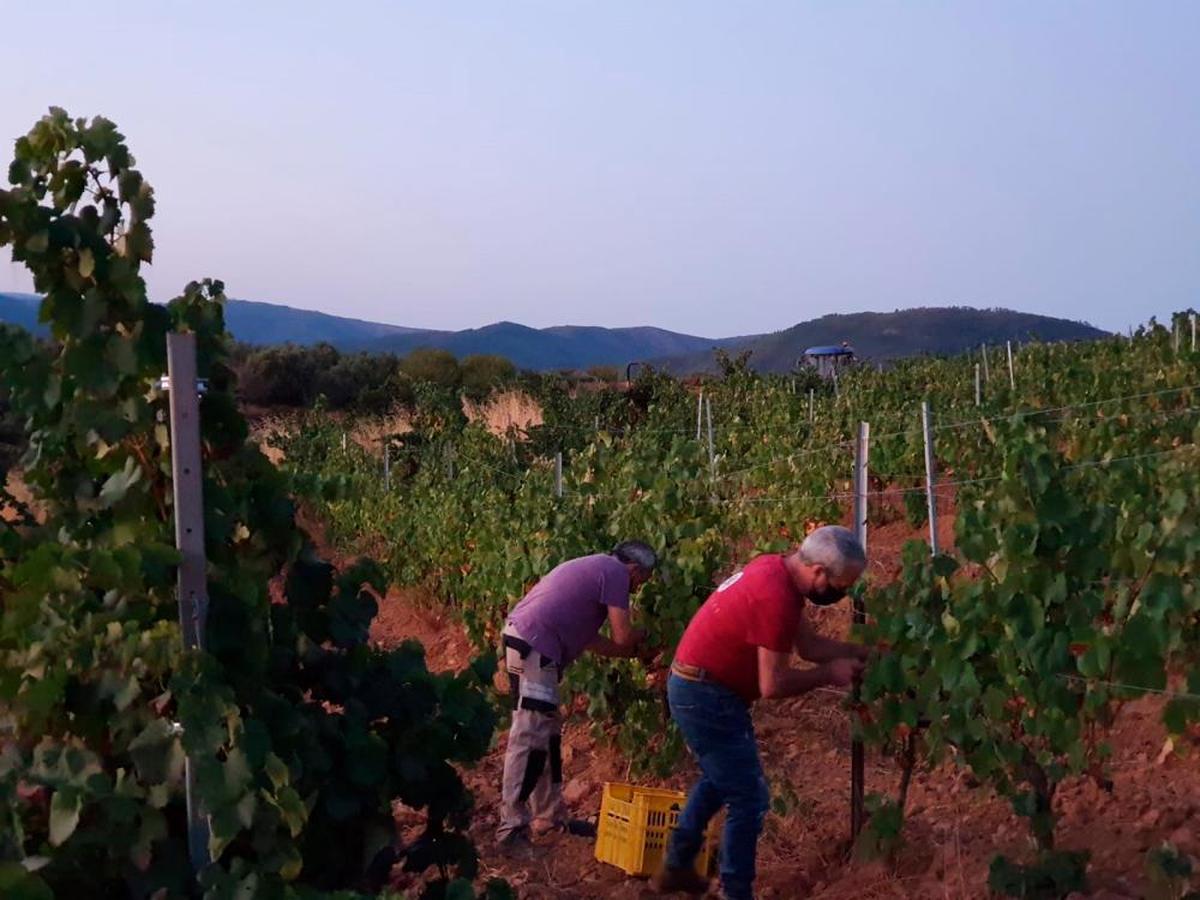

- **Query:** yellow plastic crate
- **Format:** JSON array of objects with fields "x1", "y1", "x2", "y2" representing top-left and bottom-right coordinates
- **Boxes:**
[{"x1": 594, "y1": 782, "x2": 720, "y2": 878}]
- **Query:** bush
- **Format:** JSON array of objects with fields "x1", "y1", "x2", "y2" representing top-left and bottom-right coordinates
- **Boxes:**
[
  {"x1": 400, "y1": 349, "x2": 461, "y2": 389},
  {"x1": 461, "y1": 355, "x2": 516, "y2": 402}
]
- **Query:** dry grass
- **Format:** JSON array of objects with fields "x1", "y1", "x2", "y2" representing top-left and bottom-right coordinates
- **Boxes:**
[{"x1": 465, "y1": 390, "x2": 543, "y2": 436}]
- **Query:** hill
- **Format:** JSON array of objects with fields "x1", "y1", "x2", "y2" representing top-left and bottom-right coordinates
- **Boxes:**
[
  {"x1": 0, "y1": 294, "x2": 737, "y2": 368},
  {"x1": 220, "y1": 298, "x2": 426, "y2": 347},
  {"x1": 0, "y1": 294, "x2": 426, "y2": 347},
  {"x1": 0, "y1": 295, "x2": 1107, "y2": 372},
  {"x1": 365, "y1": 321, "x2": 743, "y2": 370},
  {"x1": 0, "y1": 293, "x2": 44, "y2": 335},
  {"x1": 655, "y1": 307, "x2": 1109, "y2": 373}
]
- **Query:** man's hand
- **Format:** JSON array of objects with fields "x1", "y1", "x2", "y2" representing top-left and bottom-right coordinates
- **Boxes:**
[
  {"x1": 823, "y1": 657, "x2": 865, "y2": 687},
  {"x1": 587, "y1": 610, "x2": 647, "y2": 659},
  {"x1": 796, "y1": 615, "x2": 872, "y2": 664},
  {"x1": 635, "y1": 635, "x2": 659, "y2": 663}
]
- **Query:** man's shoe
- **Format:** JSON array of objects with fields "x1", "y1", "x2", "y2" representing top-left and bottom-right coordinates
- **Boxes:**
[
  {"x1": 650, "y1": 865, "x2": 710, "y2": 895},
  {"x1": 556, "y1": 817, "x2": 598, "y2": 838},
  {"x1": 497, "y1": 827, "x2": 537, "y2": 860}
]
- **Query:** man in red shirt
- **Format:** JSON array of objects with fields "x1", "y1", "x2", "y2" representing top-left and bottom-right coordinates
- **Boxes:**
[{"x1": 653, "y1": 526, "x2": 869, "y2": 900}]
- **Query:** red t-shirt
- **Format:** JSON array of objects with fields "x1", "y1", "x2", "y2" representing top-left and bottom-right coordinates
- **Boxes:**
[{"x1": 674, "y1": 555, "x2": 804, "y2": 703}]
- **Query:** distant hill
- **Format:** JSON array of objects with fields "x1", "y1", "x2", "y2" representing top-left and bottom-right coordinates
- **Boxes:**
[
  {"x1": 0, "y1": 294, "x2": 737, "y2": 368},
  {"x1": 655, "y1": 307, "x2": 1109, "y2": 373},
  {"x1": 364, "y1": 322, "x2": 744, "y2": 370},
  {"x1": 0, "y1": 293, "x2": 44, "y2": 335},
  {"x1": 0, "y1": 294, "x2": 425, "y2": 347},
  {"x1": 221, "y1": 299, "x2": 426, "y2": 347},
  {"x1": 1, "y1": 294, "x2": 1107, "y2": 373}
]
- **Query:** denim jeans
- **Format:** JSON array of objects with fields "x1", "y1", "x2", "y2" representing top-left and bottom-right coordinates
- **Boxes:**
[{"x1": 665, "y1": 673, "x2": 770, "y2": 900}]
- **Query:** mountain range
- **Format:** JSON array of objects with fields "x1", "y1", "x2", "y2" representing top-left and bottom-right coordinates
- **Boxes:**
[{"x1": 0, "y1": 293, "x2": 1108, "y2": 373}]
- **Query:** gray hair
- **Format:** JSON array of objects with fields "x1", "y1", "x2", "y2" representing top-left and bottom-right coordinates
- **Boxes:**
[
  {"x1": 796, "y1": 526, "x2": 866, "y2": 579},
  {"x1": 612, "y1": 540, "x2": 658, "y2": 572}
]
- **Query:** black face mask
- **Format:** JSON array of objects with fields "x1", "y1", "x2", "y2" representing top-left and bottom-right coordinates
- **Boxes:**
[{"x1": 808, "y1": 584, "x2": 846, "y2": 607}]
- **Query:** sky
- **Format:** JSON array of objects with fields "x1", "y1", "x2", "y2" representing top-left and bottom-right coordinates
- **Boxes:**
[{"x1": 2, "y1": 2, "x2": 1198, "y2": 337}]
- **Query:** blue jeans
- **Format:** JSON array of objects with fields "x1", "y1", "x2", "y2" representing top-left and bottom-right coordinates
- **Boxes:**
[{"x1": 665, "y1": 674, "x2": 769, "y2": 900}]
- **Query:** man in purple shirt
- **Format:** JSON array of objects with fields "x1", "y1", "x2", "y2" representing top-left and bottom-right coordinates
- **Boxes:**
[{"x1": 498, "y1": 541, "x2": 657, "y2": 855}]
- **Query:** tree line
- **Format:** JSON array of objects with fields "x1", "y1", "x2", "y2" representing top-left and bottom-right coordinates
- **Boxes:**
[{"x1": 231, "y1": 342, "x2": 519, "y2": 411}]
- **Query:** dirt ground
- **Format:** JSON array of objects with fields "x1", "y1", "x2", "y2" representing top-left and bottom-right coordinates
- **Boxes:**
[{"x1": 300, "y1": 502, "x2": 1200, "y2": 900}]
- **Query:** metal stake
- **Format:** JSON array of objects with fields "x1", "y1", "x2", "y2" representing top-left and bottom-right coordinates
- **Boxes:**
[
  {"x1": 383, "y1": 439, "x2": 391, "y2": 489},
  {"x1": 809, "y1": 389, "x2": 815, "y2": 423},
  {"x1": 1006, "y1": 341, "x2": 1016, "y2": 393},
  {"x1": 705, "y1": 395, "x2": 715, "y2": 471},
  {"x1": 554, "y1": 451, "x2": 563, "y2": 498},
  {"x1": 850, "y1": 421, "x2": 870, "y2": 841},
  {"x1": 975, "y1": 363, "x2": 981, "y2": 407},
  {"x1": 921, "y1": 401, "x2": 939, "y2": 555},
  {"x1": 981, "y1": 344, "x2": 990, "y2": 382},
  {"x1": 165, "y1": 333, "x2": 212, "y2": 876},
  {"x1": 696, "y1": 390, "x2": 704, "y2": 441}
]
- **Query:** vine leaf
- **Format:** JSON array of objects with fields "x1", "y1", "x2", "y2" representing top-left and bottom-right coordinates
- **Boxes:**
[{"x1": 48, "y1": 790, "x2": 81, "y2": 847}]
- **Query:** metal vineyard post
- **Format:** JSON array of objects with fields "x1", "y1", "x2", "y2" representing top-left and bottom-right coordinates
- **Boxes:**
[
  {"x1": 850, "y1": 420, "x2": 870, "y2": 840},
  {"x1": 705, "y1": 395, "x2": 715, "y2": 471},
  {"x1": 921, "y1": 400, "x2": 939, "y2": 555}
]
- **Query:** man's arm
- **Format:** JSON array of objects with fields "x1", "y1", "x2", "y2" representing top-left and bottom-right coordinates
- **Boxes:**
[
  {"x1": 587, "y1": 606, "x2": 645, "y2": 658},
  {"x1": 795, "y1": 613, "x2": 870, "y2": 663},
  {"x1": 757, "y1": 647, "x2": 863, "y2": 699}
]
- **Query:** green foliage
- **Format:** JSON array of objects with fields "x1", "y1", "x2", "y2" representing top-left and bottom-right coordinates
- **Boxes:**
[
  {"x1": 0, "y1": 358, "x2": 24, "y2": 479},
  {"x1": 400, "y1": 349, "x2": 461, "y2": 390},
  {"x1": 461, "y1": 355, "x2": 516, "y2": 401},
  {"x1": 851, "y1": 795, "x2": 905, "y2": 862},
  {"x1": 0, "y1": 109, "x2": 499, "y2": 898},
  {"x1": 232, "y1": 343, "x2": 414, "y2": 414},
  {"x1": 231, "y1": 342, "x2": 521, "y2": 414},
  {"x1": 861, "y1": 407, "x2": 1200, "y2": 862},
  {"x1": 988, "y1": 850, "x2": 1089, "y2": 899},
  {"x1": 1145, "y1": 842, "x2": 1198, "y2": 900}
]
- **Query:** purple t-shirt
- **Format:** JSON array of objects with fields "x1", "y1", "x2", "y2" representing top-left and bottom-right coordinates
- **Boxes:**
[{"x1": 507, "y1": 554, "x2": 631, "y2": 666}]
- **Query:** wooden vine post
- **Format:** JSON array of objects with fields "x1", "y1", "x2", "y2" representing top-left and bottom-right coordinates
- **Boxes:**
[{"x1": 165, "y1": 332, "x2": 213, "y2": 875}]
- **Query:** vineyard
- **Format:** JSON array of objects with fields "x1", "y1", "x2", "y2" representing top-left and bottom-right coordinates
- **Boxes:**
[
  {"x1": 282, "y1": 316, "x2": 1200, "y2": 896},
  {"x1": 2, "y1": 106, "x2": 1200, "y2": 900}
]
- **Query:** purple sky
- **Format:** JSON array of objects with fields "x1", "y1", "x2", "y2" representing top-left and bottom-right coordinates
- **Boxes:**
[{"x1": 3, "y1": 2, "x2": 1198, "y2": 337}]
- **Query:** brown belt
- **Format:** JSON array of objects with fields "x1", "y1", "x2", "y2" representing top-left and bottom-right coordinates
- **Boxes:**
[{"x1": 670, "y1": 661, "x2": 710, "y2": 682}]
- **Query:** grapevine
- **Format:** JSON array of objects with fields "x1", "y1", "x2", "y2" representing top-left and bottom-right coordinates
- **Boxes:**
[{"x1": 0, "y1": 109, "x2": 506, "y2": 899}]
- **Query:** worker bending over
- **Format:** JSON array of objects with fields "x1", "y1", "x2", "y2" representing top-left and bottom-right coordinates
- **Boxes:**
[{"x1": 497, "y1": 541, "x2": 657, "y2": 856}]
